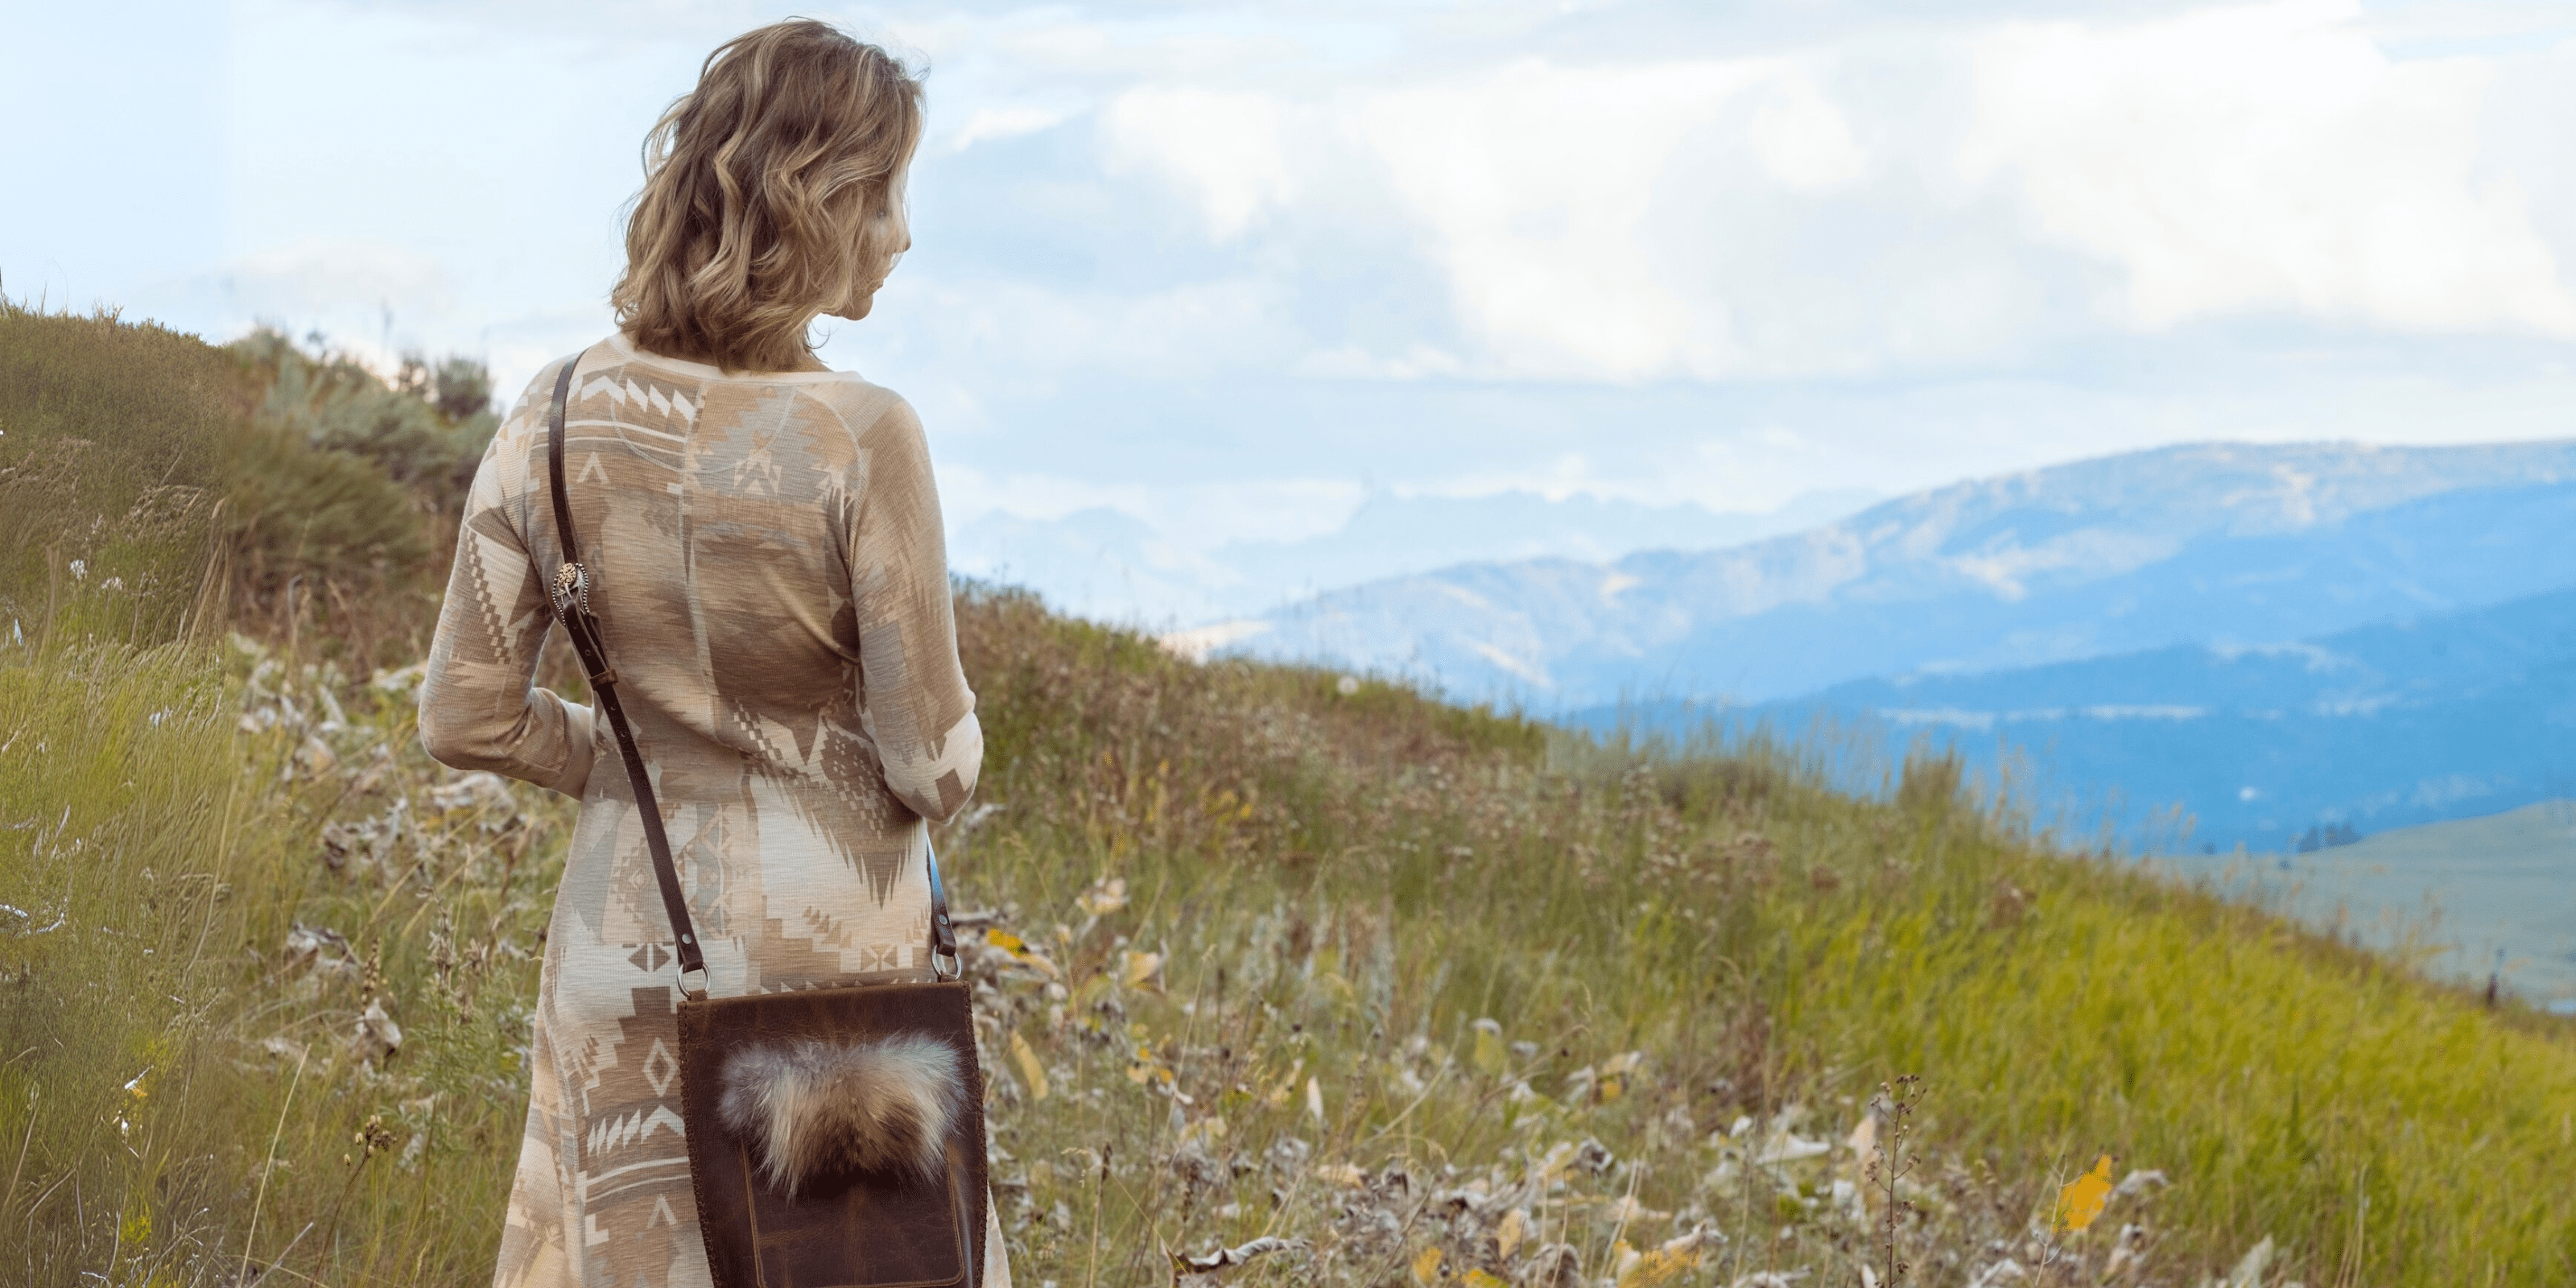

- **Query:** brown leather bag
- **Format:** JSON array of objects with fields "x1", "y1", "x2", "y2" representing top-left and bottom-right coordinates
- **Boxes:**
[{"x1": 539, "y1": 350, "x2": 991, "y2": 1286}]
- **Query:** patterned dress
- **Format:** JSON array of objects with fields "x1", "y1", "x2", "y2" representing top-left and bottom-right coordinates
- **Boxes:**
[{"x1": 418, "y1": 332, "x2": 1009, "y2": 1287}]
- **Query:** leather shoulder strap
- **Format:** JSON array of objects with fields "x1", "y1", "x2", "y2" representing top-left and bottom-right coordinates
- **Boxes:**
[
  {"x1": 545, "y1": 349, "x2": 707, "y2": 993},
  {"x1": 545, "y1": 356, "x2": 583, "y2": 572}
]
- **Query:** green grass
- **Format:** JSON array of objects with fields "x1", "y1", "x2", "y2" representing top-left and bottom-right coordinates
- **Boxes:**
[
  {"x1": 2, "y1": 299, "x2": 495, "y2": 670},
  {"x1": 6, "y1": 308, "x2": 2576, "y2": 1286},
  {"x1": 0, "y1": 303, "x2": 243, "y2": 649},
  {"x1": 0, "y1": 639, "x2": 579, "y2": 1286}
]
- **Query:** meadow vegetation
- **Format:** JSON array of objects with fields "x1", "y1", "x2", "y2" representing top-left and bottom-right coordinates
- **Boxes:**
[{"x1": 6, "y1": 307, "x2": 2576, "y2": 1286}]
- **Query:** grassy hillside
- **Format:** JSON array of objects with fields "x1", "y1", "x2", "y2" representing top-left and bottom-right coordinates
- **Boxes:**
[
  {"x1": 6, "y1": 308, "x2": 2576, "y2": 1286},
  {"x1": 2153, "y1": 802, "x2": 2576, "y2": 1006}
]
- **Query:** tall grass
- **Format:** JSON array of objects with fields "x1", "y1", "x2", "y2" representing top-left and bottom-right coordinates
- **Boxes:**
[
  {"x1": 2, "y1": 299, "x2": 496, "y2": 670},
  {"x1": 0, "y1": 303, "x2": 243, "y2": 650},
  {"x1": 0, "y1": 638, "x2": 579, "y2": 1284}
]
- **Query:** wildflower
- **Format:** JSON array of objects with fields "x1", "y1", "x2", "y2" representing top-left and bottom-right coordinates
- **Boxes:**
[
  {"x1": 1075, "y1": 876, "x2": 1128, "y2": 917},
  {"x1": 354, "y1": 1113, "x2": 397, "y2": 1158}
]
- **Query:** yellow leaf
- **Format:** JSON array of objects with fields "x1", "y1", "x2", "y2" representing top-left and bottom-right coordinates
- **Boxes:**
[
  {"x1": 2053, "y1": 1154, "x2": 2116, "y2": 1232},
  {"x1": 1009, "y1": 1030, "x2": 1049, "y2": 1101},
  {"x1": 988, "y1": 930, "x2": 1026, "y2": 953},
  {"x1": 1616, "y1": 1243, "x2": 1702, "y2": 1286},
  {"x1": 1463, "y1": 1273, "x2": 1509, "y2": 1288},
  {"x1": 1412, "y1": 1246, "x2": 1443, "y2": 1285},
  {"x1": 1496, "y1": 1208, "x2": 1527, "y2": 1259}
]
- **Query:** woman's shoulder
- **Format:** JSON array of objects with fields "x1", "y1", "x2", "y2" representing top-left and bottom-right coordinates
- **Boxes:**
[
  {"x1": 811, "y1": 378, "x2": 919, "y2": 438},
  {"x1": 780, "y1": 369, "x2": 923, "y2": 454}
]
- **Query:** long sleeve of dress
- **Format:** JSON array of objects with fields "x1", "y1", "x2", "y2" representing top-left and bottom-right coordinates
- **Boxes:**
[
  {"x1": 417, "y1": 386, "x2": 597, "y2": 799},
  {"x1": 845, "y1": 396, "x2": 980, "y2": 824}
]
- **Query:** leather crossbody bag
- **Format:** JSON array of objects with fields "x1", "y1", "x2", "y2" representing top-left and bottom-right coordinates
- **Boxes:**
[{"x1": 540, "y1": 350, "x2": 992, "y2": 1286}]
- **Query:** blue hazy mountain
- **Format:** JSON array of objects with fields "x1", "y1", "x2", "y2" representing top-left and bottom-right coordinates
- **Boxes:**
[
  {"x1": 1587, "y1": 586, "x2": 2576, "y2": 852},
  {"x1": 949, "y1": 485, "x2": 1876, "y2": 625},
  {"x1": 1216, "y1": 440, "x2": 2576, "y2": 708}
]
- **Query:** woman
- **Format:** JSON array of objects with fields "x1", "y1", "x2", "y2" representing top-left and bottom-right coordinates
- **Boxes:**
[{"x1": 418, "y1": 20, "x2": 1006, "y2": 1287}]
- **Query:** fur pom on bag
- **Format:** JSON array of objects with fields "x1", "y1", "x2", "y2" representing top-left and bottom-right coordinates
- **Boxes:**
[{"x1": 715, "y1": 1034, "x2": 964, "y2": 1197}]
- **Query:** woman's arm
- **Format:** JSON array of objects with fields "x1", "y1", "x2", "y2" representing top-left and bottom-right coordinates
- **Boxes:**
[
  {"x1": 416, "y1": 383, "x2": 597, "y2": 798},
  {"x1": 848, "y1": 395, "x2": 982, "y2": 824}
]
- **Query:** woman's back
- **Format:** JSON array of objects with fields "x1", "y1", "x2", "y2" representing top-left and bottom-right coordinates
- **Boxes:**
[{"x1": 419, "y1": 334, "x2": 990, "y2": 1286}]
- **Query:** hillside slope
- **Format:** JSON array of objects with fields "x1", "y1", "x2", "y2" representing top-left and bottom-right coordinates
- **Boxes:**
[
  {"x1": 1223, "y1": 440, "x2": 2576, "y2": 707},
  {"x1": 8, "y1": 312, "x2": 2576, "y2": 1286}
]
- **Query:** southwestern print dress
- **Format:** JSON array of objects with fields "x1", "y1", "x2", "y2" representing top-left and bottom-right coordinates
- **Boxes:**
[{"x1": 418, "y1": 332, "x2": 1008, "y2": 1287}]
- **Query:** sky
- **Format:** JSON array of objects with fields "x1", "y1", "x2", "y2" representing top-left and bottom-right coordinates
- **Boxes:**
[{"x1": 6, "y1": 0, "x2": 2576, "y2": 595}]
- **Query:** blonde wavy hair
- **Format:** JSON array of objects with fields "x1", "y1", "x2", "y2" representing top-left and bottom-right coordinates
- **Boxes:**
[{"x1": 613, "y1": 19, "x2": 923, "y2": 374}]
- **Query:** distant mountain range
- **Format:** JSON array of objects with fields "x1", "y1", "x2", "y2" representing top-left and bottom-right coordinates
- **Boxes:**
[
  {"x1": 1214, "y1": 440, "x2": 2576, "y2": 708},
  {"x1": 949, "y1": 486, "x2": 1876, "y2": 625},
  {"x1": 1588, "y1": 584, "x2": 2576, "y2": 850}
]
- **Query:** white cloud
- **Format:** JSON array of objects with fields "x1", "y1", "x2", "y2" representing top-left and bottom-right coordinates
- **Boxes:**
[
  {"x1": 1100, "y1": 87, "x2": 1298, "y2": 239},
  {"x1": 858, "y1": 270, "x2": 1299, "y2": 384},
  {"x1": 1961, "y1": 0, "x2": 2576, "y2": 336},
  {"x1": 1094, "y1": 53, "x2": 1885, "y2": 382},
  {"x1": 947, "y1": 104, "x2": 1073, "y2": 152},
  {"x1": 1744, "y1": 72, "x2": 1871, "y2": 192},
  {"x1": 1352, "y1": 58, "x2": 1798, "y2": 382}
]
